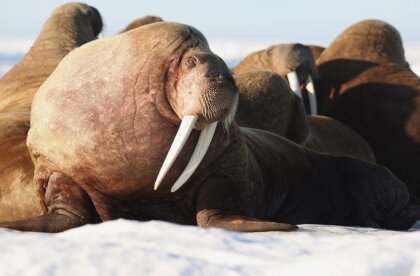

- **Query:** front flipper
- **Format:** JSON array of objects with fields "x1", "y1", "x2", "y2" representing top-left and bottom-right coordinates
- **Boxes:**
[
  {"x1": 0, "y1": 171, "x2": 92, "y2": 233},
  {"x1": 0, "y1": 213, "x2": 84, "y2": 233},
  {"x1": 197, "y1": 209, "x2": 297, "y2": 232},
  {"x1": 195, "y1": 177, "x2": 297, "y2": 232}
]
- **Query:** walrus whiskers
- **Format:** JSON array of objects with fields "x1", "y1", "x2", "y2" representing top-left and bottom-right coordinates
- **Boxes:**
[{"x1": 154, "y1": 115, "x2": 198, "y2": 190}]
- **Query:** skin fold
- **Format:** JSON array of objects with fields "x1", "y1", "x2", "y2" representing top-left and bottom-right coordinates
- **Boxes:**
[
  {"x1": 0, "y1": 3, "x2": 103, "y2": 221},
  {"x1": 316, "y1": 19, "x2": 420, "y2": 197},
  {"x1": 1, "y1": 22, "x2": 419, "y2": 233}
]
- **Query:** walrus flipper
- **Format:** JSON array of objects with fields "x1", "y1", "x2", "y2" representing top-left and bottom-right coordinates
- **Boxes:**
[
  {"x1": 0, "y1": 213, "x2": 84, "y2": 233},
  {"x1": 196, "y1": 178, "x2": 297, "y2": 232},
  {"x1": 0, "y1": 172, "x2": 92, "y2": 232},
  {"x1": 197, "y1": 209, "x2": 297, "y2": 232}
]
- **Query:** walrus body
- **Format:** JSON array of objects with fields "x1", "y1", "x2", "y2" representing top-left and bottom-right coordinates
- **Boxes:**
[
  {"x1": 0, "y1": 3, "x2": 102, "y2": 221},
  {"x1": 1, "y1": 22, "x2": 418, "y2": 233},
  {"x1": 316, "y1": 20, "x2": 420, "y2": 196},
  {"x1": 235, "y1": 71, "x2": 375, "y2": 162}
]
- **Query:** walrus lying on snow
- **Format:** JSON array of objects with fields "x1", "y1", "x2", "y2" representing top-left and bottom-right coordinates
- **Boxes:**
[
  {"x1": 1, "y1": 22, "x2": 419, "y2": 233},
  {"x1": 0, "y1": 3, "x2": 103, "y2": 221},
  {"x1": 316, "y1": 19, "x2": 420, "y2": 197},
  {"x1": 233, "y1": 43, "x2": 319, "y2": 115},
  {"x1": 234, "y1": 70, "x2": 375, "y2": 162}
]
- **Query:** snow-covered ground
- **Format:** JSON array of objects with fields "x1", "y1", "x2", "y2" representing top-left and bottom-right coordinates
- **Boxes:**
[
  {"x1": 0, "y1": 37, "x2": 419, "y2": 76},
  {"x1": 1, "y1": 37, "x2": 420, "y2": 275},
  {"x1": 0, "y1": 219, "x2": 419, "y2": 276}
]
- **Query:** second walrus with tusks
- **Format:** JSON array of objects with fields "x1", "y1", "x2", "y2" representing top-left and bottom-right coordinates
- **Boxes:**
[{"x1": 1, "y1": 22, "x2": 419, "y2": 232}]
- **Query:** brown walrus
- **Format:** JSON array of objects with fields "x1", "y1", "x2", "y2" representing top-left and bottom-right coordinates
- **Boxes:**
[
  {"x1": 1, "y1": 22, "x2": 419, "y2": 233},
  {"x1": 0, "y1": 3, "x2": 103, "y2": 221},
  {"x1": 234, "y1": 70, "x2": 375, "y2": 162},
  {"x1": 118, "y1": 15, "x2": 163, "y2": 33},
  {"x1": 233, "y1": 43, "x2": 319, "y2": 115},
  {"x1": 316, "y1": 19, "x2": 420, "y2": 196}
]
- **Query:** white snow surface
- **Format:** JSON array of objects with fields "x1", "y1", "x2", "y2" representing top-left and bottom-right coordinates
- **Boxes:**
[{"x1": 0, "y1": 219, "x2": 419, "y2": 276}]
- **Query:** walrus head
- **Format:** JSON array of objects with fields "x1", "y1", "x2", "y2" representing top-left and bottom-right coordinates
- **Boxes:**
[
  {"x1": 152, "y1": 26, "x2": 239, "y2": 192},
  {"x1": 317, "y1": 20, "x2": 406, "y2": 67},
  {"x1": 234, "y1": 43, "x2": 318, "y2": 115},
  {"x1": 51, "y1": 3, "x2": 103, "y2": 39}
]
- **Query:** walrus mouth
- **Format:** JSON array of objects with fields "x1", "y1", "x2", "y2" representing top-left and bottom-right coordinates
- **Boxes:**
[
  {"x1": 286, "y1": 71, "x2": 318, "y2": 115},
  {"x1": 154, "y1": 115, "x2": 217, "y2": 192}
]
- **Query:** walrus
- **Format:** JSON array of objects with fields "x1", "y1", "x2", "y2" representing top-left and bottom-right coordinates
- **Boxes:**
[
  {"x1": 0, "y1": 3, "x2": 103, "y2": 221},
  {"x1": 118, "y1": 15, "x2": 163, "y2": 33},
  {"x1": 234, "y1": 70, "x2": 375, "y2": 162},
  {"x1": 233, "y1": 43, "x2": 319, "y2": 115},
  {"x1": 316, "y1": 19, "x2": 420, "y2": 196},
  {"x1": 1, "y1": 22, "x2": 419, "y2": 233}
]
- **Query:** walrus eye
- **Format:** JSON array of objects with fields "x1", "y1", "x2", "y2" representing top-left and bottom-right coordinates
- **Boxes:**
[{"x1": 186, "y1": 57, "x2": 197, "y2": 68}]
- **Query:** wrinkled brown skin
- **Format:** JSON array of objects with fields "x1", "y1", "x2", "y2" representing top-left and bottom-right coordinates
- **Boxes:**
[
  {"x1": 235, "y1": 71, "x2": 375, "y2": 162},
  {"x1": 119, "y1": 15, "x2": 163, "y2": 33},
  {"x1": 316, "y1": 19, "x2": 420, "y2": 196},
  {"x1": 1, "y1": 22, "x2": 419, "y2": 233},
  {"x1": 0, "y1": 3, "x2": 103, "y2": 222}
]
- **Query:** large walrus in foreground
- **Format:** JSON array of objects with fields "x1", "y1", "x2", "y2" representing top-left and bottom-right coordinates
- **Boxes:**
[
  {"x1": 0, "y1": 3, "x2": 103, "y2": 221},
  {"x1": 1, "y1": 22, "x2": 419, "y2": 233},
  {"x1": 234, "y1": 70, "x2": 375, "y2": 162},
  {"x1": 316, "y1": 20, "x2": 420, "y2": 196}
]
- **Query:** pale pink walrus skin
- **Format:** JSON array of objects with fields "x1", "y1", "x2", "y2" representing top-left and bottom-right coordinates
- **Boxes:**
[{"x1": 1, "y1": 22, "x2": 419, "y2": 233}]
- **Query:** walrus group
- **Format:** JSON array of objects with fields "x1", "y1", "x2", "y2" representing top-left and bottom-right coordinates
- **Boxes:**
[{"x1": 0, "y1": 3, "x2": 419, "y2": 233}]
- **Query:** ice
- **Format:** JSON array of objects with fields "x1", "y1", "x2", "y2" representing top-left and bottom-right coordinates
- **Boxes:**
[{"x1": 0, "y1": 220, "x2": 419, "y2": 276}]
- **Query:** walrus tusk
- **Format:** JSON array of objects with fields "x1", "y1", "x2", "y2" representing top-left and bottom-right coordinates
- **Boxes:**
[
  {"x1": 286, "y1": 71, "x2": 303, "y2": 99},
  {"x1": 305, "y1": 75, "x2": 318, "y2": 115},
  {"x1": 171, "y1": 121, "x2": 218, "y2": 192},
  {"x1": 154, "y1": 115, "x2": 198, "y2": 190}
]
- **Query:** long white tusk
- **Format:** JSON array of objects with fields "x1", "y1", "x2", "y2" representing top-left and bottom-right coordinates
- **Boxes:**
[
  {"x1": 154, "y1": 115, "x2": 198, "y2": 190},
  {"x1": 171, "y1": 121, "x2": 217, "y2": 193},
  {"x1": 287, "y1": 71, "x2": 302, "y2": 99},
  {"x1": 305, "y1": 75, "x2": 318, "y2": 115}
]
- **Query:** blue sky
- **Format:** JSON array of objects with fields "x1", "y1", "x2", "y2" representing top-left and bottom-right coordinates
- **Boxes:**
[{"x1": 0, "y1": 0, "x2": 419, "y2": 43}]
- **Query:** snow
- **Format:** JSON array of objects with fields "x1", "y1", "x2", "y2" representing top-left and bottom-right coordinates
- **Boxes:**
[
  {"x1": 1, "y1": 37, "x2": 420, "y2": 275},
  {"x1": 0, "y1": 219, "x2": 419, "y2": 276}
]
